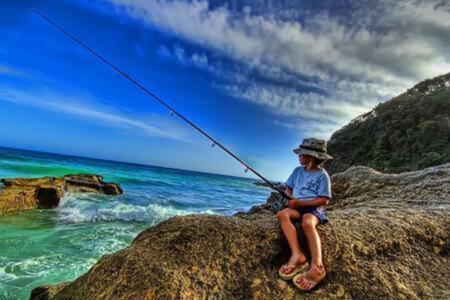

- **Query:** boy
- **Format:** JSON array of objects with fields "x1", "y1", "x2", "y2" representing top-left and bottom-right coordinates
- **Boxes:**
[{"x1": 277, "y1": 138, "x2": 332, "y2": 291}]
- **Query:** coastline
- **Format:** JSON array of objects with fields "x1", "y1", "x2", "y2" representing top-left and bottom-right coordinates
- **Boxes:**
[
  {"x1": 30, "y1": 164, "x2": 450, "y2": 299},
  {"x1": 0, "y1": 147, "x2": 269, "y2": 299}
]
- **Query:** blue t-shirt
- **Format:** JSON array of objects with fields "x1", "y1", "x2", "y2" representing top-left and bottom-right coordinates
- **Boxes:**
[{"x1": 285, "y1": 166, "x2": 332, "y2": 201}]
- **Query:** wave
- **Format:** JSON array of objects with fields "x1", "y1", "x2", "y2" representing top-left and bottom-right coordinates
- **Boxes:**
[
  {"x1": 0, "y1": 266, "x2": 18, "y2": 281},
  {"x1": 56, "y1": 194, "x2": 213, "y2": 223}
]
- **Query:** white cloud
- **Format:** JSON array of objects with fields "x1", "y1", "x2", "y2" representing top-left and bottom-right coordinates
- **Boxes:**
[
  {"x1": 220, "y1": 76, "x2": 397, "y2": 137},
  {"x1": 156, "y1": 44, "x2": 251, "y2": 84},
  {"x1": 224, "y1": 83, "x2": 371, "y2": 120},
  {"x1": 108, "y1": 0, "x2": 450, "y2": 135},
  {"x1": 109, "y1": 0, "x2": 449, "y2": 80},
  {"x1": 191, "y1": 52, "x2": 208, "y2": 67},
  {"x1": 273, "y1": 119, "x2": 342, "y2": 140},
  {"x1": 156, "y1": 44, "x2": 209, "y2": 69},
  {"x1": 0, "y1": 86, "x2": 190, "y2": 141}
]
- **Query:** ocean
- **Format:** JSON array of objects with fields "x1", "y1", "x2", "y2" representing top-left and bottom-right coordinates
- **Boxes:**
[{"x1": 0, "y1": 147, "x2": 270, "y2": 299}]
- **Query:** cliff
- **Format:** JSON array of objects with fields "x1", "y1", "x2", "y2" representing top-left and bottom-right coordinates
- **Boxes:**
[{"x1": 30, "y1": 164, "x2": 450, "y2": 299}]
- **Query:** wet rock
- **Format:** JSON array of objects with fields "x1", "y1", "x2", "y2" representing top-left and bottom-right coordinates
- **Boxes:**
[
  {"x1": 30, "y1": 165, "x2": 450, "y2": 299},
  {"x1": 0, "y1": 174, "x2": 122, "y2": 215},
  {"x1": 35, "y1": 186, "x2": 63, "y2": 209},
  {"x1": 101, "y1": 183, "x2": 123, "y2": 195}
]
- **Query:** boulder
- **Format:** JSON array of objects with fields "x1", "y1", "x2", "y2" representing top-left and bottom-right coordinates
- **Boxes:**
[
  {"x1": 0, "y1": 174, "x2": 122, "y2": 215},
  {"x1": 30, "y1": 164, "x2": 450, "y2": 299}
]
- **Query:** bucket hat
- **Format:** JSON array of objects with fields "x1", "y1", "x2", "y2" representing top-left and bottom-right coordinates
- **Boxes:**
[{"x1": 293, "y1": 138, "x2": 333, "y2": 160}]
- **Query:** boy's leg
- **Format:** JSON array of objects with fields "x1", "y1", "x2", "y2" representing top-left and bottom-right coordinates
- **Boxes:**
[
  {"x1": 296, "y1": 213, "x2": 326, "y2": 288},
  {"x1": 277, "y1": 208, "x2": 308, "y2": 274}
]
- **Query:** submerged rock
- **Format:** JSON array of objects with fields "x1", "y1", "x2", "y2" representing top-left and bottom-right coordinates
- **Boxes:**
[
  {"x1": 0, "y1": 174, "x2": 122, "y2": 215},
  {"x1": 30, "y1": 165, "x2": 450, "y2": 299}
]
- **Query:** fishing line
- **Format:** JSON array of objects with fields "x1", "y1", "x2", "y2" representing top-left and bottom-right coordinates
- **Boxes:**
[{"x1": 30, "y1": 9, "x2": 292, "y2": 201}]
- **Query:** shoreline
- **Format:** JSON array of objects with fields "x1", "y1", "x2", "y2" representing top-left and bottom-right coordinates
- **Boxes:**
[{"x1": 30, "y1": 163, "x2": 450, "y2": 299}]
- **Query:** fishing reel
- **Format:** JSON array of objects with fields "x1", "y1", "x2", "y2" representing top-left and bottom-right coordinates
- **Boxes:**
[
  {"x1": 271, "y1": 200, "x2": 285, "y2": 212},
  {"x1": 271, "y1": 190, "x2": 291, "y2": 212}
]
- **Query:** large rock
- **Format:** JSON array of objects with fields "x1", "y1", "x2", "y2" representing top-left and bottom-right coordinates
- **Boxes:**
[
  {"x1": 0, "y1": 174, "x2": 123, "y2": 215},
  {"x1": 329, "y1": 164, "x2": 450, "y2": 210},
  {"x1": 30, "y1": 165, "x2": 450, "y2": 299}
]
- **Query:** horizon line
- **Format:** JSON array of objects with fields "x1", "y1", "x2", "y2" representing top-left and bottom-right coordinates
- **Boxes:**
[{"x1": 0, "y1": 144, "x2": 270, "y2": 182}]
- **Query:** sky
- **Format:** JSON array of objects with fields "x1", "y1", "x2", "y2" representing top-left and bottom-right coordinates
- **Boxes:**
[{"x1": 0, "y1": 0, "x2": 449, "y2": 180}]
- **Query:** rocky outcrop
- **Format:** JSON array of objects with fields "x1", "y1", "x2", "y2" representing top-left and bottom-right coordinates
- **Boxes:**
[
  {"x1": 329, "y1": 164, "x2": 450, "y2": 211},
  {"x1": 30, "y1": 165, "x2": 450, "y2": 299},
  {"x1": 0, "y1": 174, "x2": 122, "y2": 215},
  {"x1": 253, "y1": 180, "x2": 286, "y2": 191}
]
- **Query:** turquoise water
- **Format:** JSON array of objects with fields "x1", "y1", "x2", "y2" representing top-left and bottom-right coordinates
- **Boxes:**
[{"x1": 0, "y1": 147, "x2": 269, "y2": 299}]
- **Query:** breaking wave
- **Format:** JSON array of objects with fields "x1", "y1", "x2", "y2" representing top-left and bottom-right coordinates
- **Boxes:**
[{"x1": 56, "y1": 194, "x2": 213, "y2": 224}]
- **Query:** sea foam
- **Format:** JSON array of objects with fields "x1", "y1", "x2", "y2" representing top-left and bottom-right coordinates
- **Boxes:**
[{"x1": 56, "y1": 193, "x2": 213, "y2": 223}]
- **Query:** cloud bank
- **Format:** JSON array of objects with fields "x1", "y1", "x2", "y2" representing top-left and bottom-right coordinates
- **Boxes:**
[{"x1": 107, "y1": 0, "x2": 450, "y2": 138}]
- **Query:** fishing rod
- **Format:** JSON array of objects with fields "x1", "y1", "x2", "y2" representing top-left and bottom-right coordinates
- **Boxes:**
[{"x1": 30, "y1": 9, "x2": 292, "y2": 203}]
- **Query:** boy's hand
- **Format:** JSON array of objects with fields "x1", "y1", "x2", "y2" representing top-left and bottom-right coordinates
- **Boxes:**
[{"x1": 287, "y1": 199, "x2": 301, "y2": 208}]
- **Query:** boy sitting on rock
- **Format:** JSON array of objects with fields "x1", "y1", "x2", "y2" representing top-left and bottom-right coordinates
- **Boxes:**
[{"x1": 277, "y1": 138, "x2": 332, "y2": 291}]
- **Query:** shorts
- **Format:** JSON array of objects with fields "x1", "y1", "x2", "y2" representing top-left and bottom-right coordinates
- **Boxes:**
[{"x1": 297, "y1": 206, "x2": 328, "y2": 224}]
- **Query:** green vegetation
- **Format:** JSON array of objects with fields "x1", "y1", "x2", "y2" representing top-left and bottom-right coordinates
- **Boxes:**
[{"x1": 326, "y1": 73, "x2": 450, "y2": 174}]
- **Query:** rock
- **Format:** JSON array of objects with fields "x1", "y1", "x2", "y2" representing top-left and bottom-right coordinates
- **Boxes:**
[
  {"x1": 253, "y1": 181, "x2": 286, "y2": 191},
  {"x1": 329, "y1": 163, "x2": 450, "y2": 211},
  {"x1": 30, "y1": 165, "x2": 450, "y2": 299},
  {"x1": 0, "y1": 174, "x2": 122, "y2": 215},
  {"x1": 101, "y1": 183, "x2": 123, "y2": 195},
  {"x1": 35, "y1": 186, "x2": 64, "y2": 209}
]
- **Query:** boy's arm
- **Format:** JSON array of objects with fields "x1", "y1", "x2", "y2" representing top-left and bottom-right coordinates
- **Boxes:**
[
  {"x1": 285, "y1": 186, "x2": 293, "y2": 197},
  {"x1": 295, "y1": 197, "x2": 329, "y2": 207}
]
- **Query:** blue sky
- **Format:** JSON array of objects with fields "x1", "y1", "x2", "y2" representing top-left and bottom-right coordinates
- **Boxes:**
[{"x1": 0, "y1": 0, "x2": 449, "y2": 180}]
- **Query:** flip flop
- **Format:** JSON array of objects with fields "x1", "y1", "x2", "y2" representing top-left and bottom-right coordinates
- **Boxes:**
[
  {"x1": 278, "y1": 262, "x2": 309, "y2": 280},
  {"x1": 292, "y1": 272, "x2": 326, "y2": 291}
]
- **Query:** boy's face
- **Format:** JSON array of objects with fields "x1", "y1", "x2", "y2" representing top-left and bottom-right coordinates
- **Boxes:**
[{"x1": 299, "y1": 154, "x2": 311, "y2": 165}]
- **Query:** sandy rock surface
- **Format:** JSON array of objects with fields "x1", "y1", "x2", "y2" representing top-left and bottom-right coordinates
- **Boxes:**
[
  {"x1": 30, "y1": 165, "x2": 450, "y2": 299},
  {"x1": 0, "y1": 174, "x2": 122, "y2": 215}
]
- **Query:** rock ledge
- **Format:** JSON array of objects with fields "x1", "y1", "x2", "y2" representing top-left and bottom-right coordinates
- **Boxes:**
[{"x1": 0, "y1": 174, "x2": 122, "y2": 215}]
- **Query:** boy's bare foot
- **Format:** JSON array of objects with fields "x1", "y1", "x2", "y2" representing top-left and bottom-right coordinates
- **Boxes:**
[
  {"x1": 293, "y1": 264, "x2": 326, "y2": 290},
  {"x1": 280, "y1": 253, "x2": 308, "y2": 276}
]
